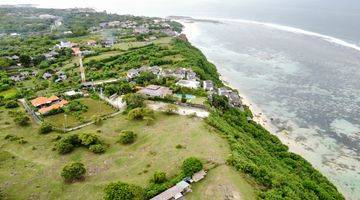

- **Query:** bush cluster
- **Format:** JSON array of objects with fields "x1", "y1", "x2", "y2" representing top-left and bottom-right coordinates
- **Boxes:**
[
  {"x1": 61, "y1": 162, "x2": 86, "y2": 182},
  {"x1": 56, "y1": 133, "x2": 105, "y2": 154},
  {"x1": 181, "y1": 157, "x2": 203, "y2": 177}
]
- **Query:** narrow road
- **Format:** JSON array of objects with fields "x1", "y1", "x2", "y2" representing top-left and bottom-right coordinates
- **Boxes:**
[{"x1": 18, "y1": 98, "x2": 43, "y2": 125}]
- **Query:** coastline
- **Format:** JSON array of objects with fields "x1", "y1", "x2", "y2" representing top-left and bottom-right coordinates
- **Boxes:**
[{"x1": 178, "y1": 20, "x2": 354, "y2": 199}]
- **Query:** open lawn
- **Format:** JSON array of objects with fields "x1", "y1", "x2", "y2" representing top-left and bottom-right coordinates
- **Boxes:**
[
  {"x1": 44, "y1": 98, "x2": 115, "y2": 128},
  {"x1": 0, "y1": 109, "x2": 256, "y2": 200}
]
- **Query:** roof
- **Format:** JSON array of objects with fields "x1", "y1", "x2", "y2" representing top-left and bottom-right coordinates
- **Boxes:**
[
  {"x1": 150, "y1": 181, "x2": 190, "y2": 200},
  {"x1": 192, "y1": 170, "x2": 206, "y2": 182},
  {"x1": 30, "y1": 96, "x2": 59, "y2": 107},
  {"x1": 176, "y1": 80, "x2": 200, "y2": 89},
  {"x1": 138, "y1": 85, "x2": 172, "y2": 97},
  {"x1": 38, "y1": 100, "x2": 68, "y2": 115}
]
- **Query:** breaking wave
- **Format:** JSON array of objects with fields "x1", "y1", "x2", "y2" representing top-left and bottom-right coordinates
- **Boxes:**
[{"x1": 197, "y1": 17, "x2": 360, "y2": 53}]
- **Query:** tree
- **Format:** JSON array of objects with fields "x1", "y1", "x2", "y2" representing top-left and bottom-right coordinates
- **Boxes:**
[
  {"x1": 61, "y1": 162, "x2": 86, "y2": 182},
  {"x1": 118, "y1": 130, "x2": 137, "y2": 144},
  {"x1": 210, "y1": 94, "x2": 230, "y2": 111},
  {"x1": 181, "y1": 157, "x2": 203, "y2": 177},
  {"x1": 127, "y1": 108, "x2": 154, "y2": 121},
  {"x1": 123, "y1": 93, "x2": 144, "y2": 109},
  {"x1": 14, "y1": 114, "x2": 30, "y2": 126},
  {"x1": 19, "y1": 54, "x2": 32, "y2": 66},
  {"x1": 104, "y1": 182, "x2": 144, "y2": 200},
  {"x1": 134, "y1": 72, "x2": 156, "y2": 85},
  {"x1": 38, "y1": 123, "x2": 53, "y2": 134},
  {"x1": 150, "y1": 171, "x2": 167, "y2": 184},
  {"x1": 5, "y1": 100, "x2": 19, "y2": 108}
]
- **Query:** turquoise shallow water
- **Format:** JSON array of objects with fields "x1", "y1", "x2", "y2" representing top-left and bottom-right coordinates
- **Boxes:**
[{"x1": 183, "y1": 20, "x2": 360, "y2": 200}]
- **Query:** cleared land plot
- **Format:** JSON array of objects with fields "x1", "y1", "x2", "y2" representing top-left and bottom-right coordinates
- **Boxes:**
[
  {"x1": 0, "y1": 110, "x2": 256, "y2": 200},
  {"x1": 44, "y1": 98, "x2": 114, "y2": 128},
  {"x1": 187, "y1": 165, "x2": 256, "y2": 200}
]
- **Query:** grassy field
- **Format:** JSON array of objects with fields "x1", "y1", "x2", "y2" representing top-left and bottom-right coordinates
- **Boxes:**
[
  {"x1": 0, "y1": 108, "x2": 256, "y2": 199},
  {"x1": 188, "y1": 165, "x2": 256, "y2": 200},
  {"x1": 44, "y1": 98, "x2": 115, "y2": 128}
]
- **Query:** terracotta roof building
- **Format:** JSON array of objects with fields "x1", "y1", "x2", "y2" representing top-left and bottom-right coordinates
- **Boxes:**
[
  {"x1": 30, "y1": 96, "x2": 59, "y2": 107},
  {"x1": 38, "y1": 100, "x2": 68, "y2": 115}
]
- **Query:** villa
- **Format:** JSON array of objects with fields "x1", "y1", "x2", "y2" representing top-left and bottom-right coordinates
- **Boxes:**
[
  {"x1": 31, "y1": 96, "x2": 60, "y2": 108},
  {"x1": 203, "y1": 80, "x2": 215, "y2": 91},
  {"x1": 176, "y1": 79, "x2": 200, "y2": 89},
  {"x1": 150, "y1": 181, "x2": 191, "y2": 200},
  {"x1": 137, "y1": 85, "x2": 172, "y2": 98}
]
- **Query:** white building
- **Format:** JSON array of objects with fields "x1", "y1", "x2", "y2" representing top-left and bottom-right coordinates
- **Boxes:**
[{"x1": 176, "y1": 80, "x2": 200, "y2": 89}]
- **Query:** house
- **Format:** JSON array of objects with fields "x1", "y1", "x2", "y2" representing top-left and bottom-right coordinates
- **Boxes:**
[
  {"x1": 174, "y1": 68, "x2": 187, "y2": 79},
  {"x1": 99, "y1": 22, "x2": 108, "y2": 29},
  {"x1": 30, "y1": 96, "x2": 60, "y2": 108},
  {"x1": 64, "y1": 90, "x2": 84, "y2": 97},
  {"x1": 150, "y1": 181, "x2": 191, "y2": 200},
  {"x1": 138, "y1": 85, "x2": 172, "y2": 98},
  {"x1": 203, "y1": 80, "x2": 214, "y2": 91},
  {"x1": 38, "y1": 100, "x2": 68, "y2": 115},
  {"x1": 71, "y1": 47, "x2": 81, "y2": 55},
  {"x1": 218, "y1": 87, "x2": 242, "y2": 106},
  {"x1": 11, "y1": 55, "x2": 19, "y2": 60},
  {"x1": 149, "y1": 66, "x2": 161, "y2": 75},
  {"x1": 86, "y1": 40, "x2": 97, "y2": 46},
  {"x1": 44, "y1": 51, "x2": 59, "y2": 60},
  {"x1": 228, "y1": 92, "x2": 242, "y2": 106},
  {"x1": 192, "y1": 170, "x2": 206, "y2": 182},
  {"x1": 126, "y1": 68, "x2": 140, "y2": 80},
  {"x1": 101, "y1": 39, "x2": 115, "y2": 47},
  {"x1": 176, "y1": 80, "x2": 200, "y2": 89},
  {"x1": 42, "y1": 72, "x2": 52, "y2": 79},
  {"x1": 108, "y1": 21, "x2": 121, "y2": 27},
  {"x1": 55, "y1": 41, "x2": 77, "y2": 49},
  {"x1": 54, "y1": 72, "x2": 67, "y2": 83},
  {"x1": 186, "y1": 71, "x2": 197, "y2": 80}
]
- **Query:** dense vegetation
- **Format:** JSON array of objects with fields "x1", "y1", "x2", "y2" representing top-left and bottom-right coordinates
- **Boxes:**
[{"x1": 207, "y1": 98, "x2": 344, "y2": 199}]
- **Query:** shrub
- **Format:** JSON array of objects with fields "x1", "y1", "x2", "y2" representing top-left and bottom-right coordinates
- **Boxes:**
[
  {"x1": 181, "y1": 157, "x2": 203, "y2": 177},
  {"x1": 38, "y1": 123, "x2": 53, "y2": 134},
  {"x1": 118, "y1": 131, "x2": 137, "y2": 144},
  {"x1": 150, "y1": 171, "x2": 167, "y2": 184},
  {"x1": 78, "y1": 133, "x2": 100, "y2": 147},
  {"x1": 57, "y1": 140, "x2": 74, "y2": 154},
  {"x1": 104, "y1": 182, "x2": 145, "y2": 200},
  {"x1": 5, "y1": 100, "x2": 19, "y2": 108},
  {"x1": 89, "y1": 144, "x2": 105, "y2": 154},
  {"x1": 61, "y1": 162, "x2": 86, "y2": 182}
]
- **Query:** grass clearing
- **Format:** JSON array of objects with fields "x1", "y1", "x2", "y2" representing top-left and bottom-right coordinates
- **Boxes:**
[
  {"x1": 187, "y1": 165, "x2": 257, "y2": 200},
  {"x1": 0, "y1": 109, "x2": 256, "y2": 199},
  {"x1": 43, "y1": 98, "x2": 115, "y2": 128}
]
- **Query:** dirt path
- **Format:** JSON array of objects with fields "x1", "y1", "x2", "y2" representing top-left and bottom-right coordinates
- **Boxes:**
[{"x1": 147, "y1": 101, "x2": 209, "y2": 118}]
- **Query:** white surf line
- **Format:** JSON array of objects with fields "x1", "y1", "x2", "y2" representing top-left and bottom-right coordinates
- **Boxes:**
[{"x1": 188, "y1": 17, "x2": 360, "y2": 53}]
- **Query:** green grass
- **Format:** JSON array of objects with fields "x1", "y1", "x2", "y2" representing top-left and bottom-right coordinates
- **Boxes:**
[
  {"x1": 190, "y1": 97, "x2": 206, "y2": 105},
  {"x1": 188, "y1": 165, "x2": 256, "y2": 200},
  {"x1": 43, "y1": 98, "x2": 115, "y2": 128},
  {"x1": 0, "y1": 109, "x2": 257, "y2": 200},
  {"x1": 0, "y1": 88, "x2": 17, "y2": 99},
  {"x1": 84, "y1": 51, "x2": 123, "y2": 62}
]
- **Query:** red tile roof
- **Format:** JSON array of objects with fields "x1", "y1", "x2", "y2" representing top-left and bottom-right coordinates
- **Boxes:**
[
  {"x1": 30, "y1": 96, "x2": 59, "y2": 107},
  {"x1": 38, "y1": 100, "x2": 68, "y2": 115}
]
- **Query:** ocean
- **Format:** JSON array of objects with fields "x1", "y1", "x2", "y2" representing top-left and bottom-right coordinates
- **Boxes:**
[
  {"x1": 182, "y1": 19, "x2": 360, "y2": 199},
  {"x1": 3, "y1": 0, "x2": 360, "y2": 199}
]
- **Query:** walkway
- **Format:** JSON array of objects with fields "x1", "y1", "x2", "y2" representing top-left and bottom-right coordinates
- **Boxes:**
[{"x1": 18, "y1": 98, "x2": 43, "y2": 125}]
